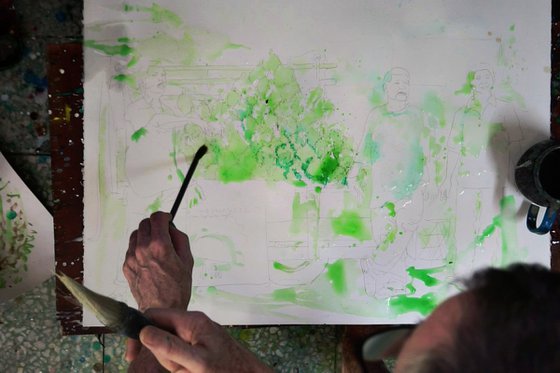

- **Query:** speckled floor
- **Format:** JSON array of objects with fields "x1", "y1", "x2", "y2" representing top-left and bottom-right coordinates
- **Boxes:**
[{"x1": 0, "y1": 0, "x2": 342, "y2": 371}]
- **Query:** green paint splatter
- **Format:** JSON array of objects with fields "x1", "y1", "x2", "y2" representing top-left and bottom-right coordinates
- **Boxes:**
[
  {"x1": 393, "y1": 141, "x2": 425, "y2": 199},
  {"x1": 389, "y1": 293, "x2": 438, "y2": 316},
  {"x1": 509, "y1": 24, "x2": 515, "y2": 32},
  {"x1": 454, "y1": 71, "x2": 475, "y2": 95},
  {"x1": 113, "y1": 74, "x2": 137, "y2": 89},
  {"x1": 331, "y1": 210, "x2": 371, "y2": 241},
  {"x1": 131, "y1": 127, "x2": 148, "y2": 142},
  {"x1": 378, "y1": 223, "x2": 397, "y2": 251},
  {"x1": 314, "y1": 186, "x2": 322, "y2": 193},
  {"x1": 383, "y1": 202, "x2": 396, "y2": 217},
  {"x1": 325, "y1": 259, "x2": 347, "y2": 295},
  {"x1": 6, "y1": 210, "x2": 16, "y2": 220},
  {"x1": 422, "y1": 92, "x2": 446, "y2": 128}
]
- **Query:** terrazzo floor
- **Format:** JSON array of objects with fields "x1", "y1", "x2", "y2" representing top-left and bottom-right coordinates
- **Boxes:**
[{"x1": 0, "y1": 0, "x2": 342, "y2": 371}]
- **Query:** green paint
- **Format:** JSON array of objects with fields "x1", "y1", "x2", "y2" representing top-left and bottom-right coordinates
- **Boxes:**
[
  {"x1": 314, "y1": 186, "x2": 322, "y2": 193},
  {"x1": 113, "y1": 74, "x2": 137, "y2": 89},
  {"x1": 378, "y1": 223, "x2": 397, "y2": 251},
  {"x1": 383, "y1": 202, "x2": 396, "y2": 217},
  {"x1": 509, "y1": 24, "x2": 515, "y2": 32},
  {"x1": 84, "y1": 40, "x2": 134, "y2": 57},
  {"x1": 273, "y1": 261, "x2": 310, "y2": 273},
  {"x1": 454, "y1": 71, "x2": 476, "y2": 95},
  {"x1": 393, "y1": 141, "x2": 425, "y2": 199},
  {"x1": 290, "y1": 192, "x2": 318, "y2": 234},
  {"x1": 172, "y1": 53, "x2": 353, "y2": 187},
  {"x1": 422, "y1": 92, "x2": 446, "y2": 128},
  {"x1": 146, "y1": 195, "x2": 162, "y2": 213},
  {"x1": 325, "y1": 259, "x2": 347, "y2": 295},
  {"x1": 130, "y1": 127, "x2": 148, "y2": 142},
  {"x1": 6, "y1": 210, "x2": 16, "y2": 220},
  {"x1": 331, "y1": 210, "x2": 371, "y2": 241},
  {"x1": 272, "y1": 288, "x2": 297, "y2": 302},
  {"x1": 123, "y1": 3, "x2": 182, "y2": 27},
  {"x1": 406, "y1": 266, "x2": 443, "y2": 287},
  {"x1": 472, "y1": 195, "x2": 523, "y2": 265},
  {"x1": 389, "y1": 293, "x2": 438, "y2": 316},
  {"x1": 362, "y1": 135, "x2": 380, "y2": 164},
  {"x1": 92, "y1": 341, "x2": 102, "y2": 351}
]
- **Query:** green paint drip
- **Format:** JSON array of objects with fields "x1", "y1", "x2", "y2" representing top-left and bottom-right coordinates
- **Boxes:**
[
  {"x1": 113, "y1": 74, "x2": 137, "y2": 89},
  {"x1": 331, "y1": 210, "x2": 371, "y2": 241},
  {"x1": 131, "y1": 127, "x2": 148, "y2": 142},
  {"x1": 383, "y1": 202, "x2": 396, "y2": 217},
  {"x1": 6, "y1": 210, "x2": 16, "y2": 220},
  {"x1": 454, "y1": 71, "x2": 475, "y2": 95},
  {"x1": 325, "y1": 260, "x2": 347, "y2": 295},
  {"x1": 389, "y1": 293, "x2": 438, "y2": 316}
]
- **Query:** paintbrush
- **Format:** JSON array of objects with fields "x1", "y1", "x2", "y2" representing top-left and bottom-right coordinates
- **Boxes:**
[
  {"x1": 170, "y1": 144, "x2": 208, "y2": 220},
  {"x1": 56, "y1": 145, "x2": 209, "y2": 338},
  {"x1": 56, "y1": 272, "x2": 152, "y2": 339}
]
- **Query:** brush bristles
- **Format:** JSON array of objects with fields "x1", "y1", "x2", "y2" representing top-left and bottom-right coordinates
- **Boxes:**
[{"x1": 56, "y1": 272, "x2": 127, "y2": 330}]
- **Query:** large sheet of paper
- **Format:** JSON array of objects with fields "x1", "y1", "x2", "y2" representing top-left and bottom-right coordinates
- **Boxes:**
[
  {"x1": 83, "y1": 0, "x2": 551, "y2": 325},
  {"x1": 0, "y1": 153, "x2": 54, "y2": 301}
]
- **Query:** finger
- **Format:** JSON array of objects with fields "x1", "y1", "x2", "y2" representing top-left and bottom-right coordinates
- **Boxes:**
[
  {"x1": 140, "y1": 325, "x2": 202, "y2": 372},
  {"x1": 169, "y1": 226, "x2": 193, "y2": 267},
  {"x1": 125, "y1": 230, "x2": 138, "y2": 260},
  {"x1": 149, "y1": 211, "x2": 174, "y2": 256},
  {"x1": 137, "y1": 218, "x2": 152, "y2": 249},
  {"x1": 125, "y1": 338, "x2": 142, "y2": 362}
]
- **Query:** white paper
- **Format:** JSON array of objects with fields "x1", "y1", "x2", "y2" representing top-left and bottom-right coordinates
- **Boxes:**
[
  {"x1": 0, "y1": 153, "x2": 54, "y2": 301},
  {"x1": 83, "y1": 0, "x2": 551, "y2": 325}
]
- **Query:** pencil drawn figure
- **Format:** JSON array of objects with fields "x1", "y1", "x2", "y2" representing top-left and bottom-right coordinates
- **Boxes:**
[
  {"x1": 357, "y1": 67, "x2": 431, "y2": 299},
  {"x1": 447, "y1": 67, "x2": 523, "y2": 263}
]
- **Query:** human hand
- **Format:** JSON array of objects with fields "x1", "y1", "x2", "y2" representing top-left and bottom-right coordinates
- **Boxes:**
[
  {"x1": 123, "y1": 211, "x2": 194, "y2": 312},
  {"x1": 135, "y1": 309, "x2": 273, "y2": 373}
]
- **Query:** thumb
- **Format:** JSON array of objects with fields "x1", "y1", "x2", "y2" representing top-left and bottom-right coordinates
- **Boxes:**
[{"x1": 140, "y1": 326, "x2": 198, "y2": 371}]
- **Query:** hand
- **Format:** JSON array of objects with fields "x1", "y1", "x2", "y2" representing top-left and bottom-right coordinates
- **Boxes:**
[
  {"x1": 123, "y1": 211, "x2": 194, "y2": 312},
  {"x1": 136, "y1": 309, "x2": 274, "y2": 373}
]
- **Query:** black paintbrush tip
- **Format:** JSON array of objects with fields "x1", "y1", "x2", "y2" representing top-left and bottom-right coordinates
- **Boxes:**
[{"x1": 195, "y1": 144, "x2": 208, "y2": 160}]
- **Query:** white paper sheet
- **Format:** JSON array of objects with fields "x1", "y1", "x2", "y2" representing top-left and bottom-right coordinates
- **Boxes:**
[
  {"x1": 83, "y1": 0, "x2": 551, "y2": 325},
  {"x1": 0, "y1": 153, "x2": 54, "y2": 301}
]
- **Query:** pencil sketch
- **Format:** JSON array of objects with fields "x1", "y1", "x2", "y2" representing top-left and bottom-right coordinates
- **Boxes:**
[{"x1": 83, "y1": 0, "x2": 550, "y2": 325}]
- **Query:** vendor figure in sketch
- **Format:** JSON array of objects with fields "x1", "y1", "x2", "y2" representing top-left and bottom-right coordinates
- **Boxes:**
[
  {"x1": 447, "y1": 67, "x2": 524, "y2": 263},
  {"x1": 356, "y1": 67, "x2": 431, "y2": 299}
]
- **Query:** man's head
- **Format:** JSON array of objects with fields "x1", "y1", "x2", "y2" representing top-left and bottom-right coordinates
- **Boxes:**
[
  {"x1": 383, "y1": 67, "x2": 410, "y2": 102},
  {"x1": 395, "y1": 264, "x2": 560, "y2": 372}
]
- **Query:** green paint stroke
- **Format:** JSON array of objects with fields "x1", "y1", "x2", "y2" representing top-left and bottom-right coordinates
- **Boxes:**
[
  {"x1": 331, "y1": 210, "x2": 371, "y2": 241},
  {"x1": 383, "y1": 202, "x2": 396, "y2": 217},
  {"x1": 389, "y1": 292, "x2": 438, "y2": 316},
  {"x1": 114, "y1": 74, "x2": 137, "y2": 89},
  {"x1": 393, "y1": 141, "x2": 425, "y2": 199},
  {"x1": 123, "y1": 3, "x2": 182, "y2": 27},
  {"x1": 362, "y1": 134, "x2": 380, "y2": 164},
  {"x1": 146, "y1": 195, "x2": 162, "y2": 213},
  {"x1": 272, "y1": 287, "x2": 297, "y2": 302},
  {"x1": 84, "y1": 40, "x2": 135, "y2": 57},
  {"x1": 454, "y1": 71, "x2": 476, "y2": 95},
  {"x1": 131, "y1": 127, "x2": 148, "y2": 142},
  {"x1": 378, "y1": 223, "x2": 397, "y2": 251},
  {"x1": 325, "y1": 259, "x2": 347, "y2": 295},
  {"x1": 273, "y1": 261, "x2": 310, "y2": 273},
  {"x1": 473, "y1": 195, "x2": 522, "y2": 265},
  {"x1": 406, "y1": 266, "x2": 444, "y2": 287}
]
